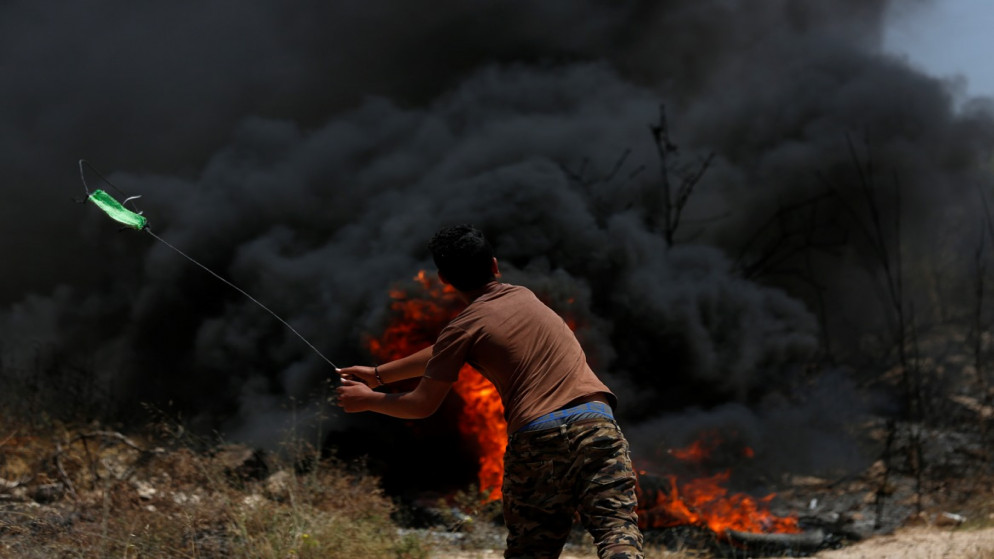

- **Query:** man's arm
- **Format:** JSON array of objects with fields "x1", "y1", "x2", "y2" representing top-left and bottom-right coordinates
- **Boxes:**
[
  {"x1": 337, "y1": 345, "x2": 434, "y2": 386},
  {"x1": 336, "y1": 376, "x2": 452, "y2": 419},
  {"x1": 378, "y1": 345, "x2": 434, "y2": 383}
]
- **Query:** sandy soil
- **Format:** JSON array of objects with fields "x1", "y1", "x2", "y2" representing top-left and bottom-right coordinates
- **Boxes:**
[
  {"x1": 431, "y1": 526, "x2": 994, "y2": 558},
  {"x1": 812, "y1": 526, "x2": 994, "y2": 559}
]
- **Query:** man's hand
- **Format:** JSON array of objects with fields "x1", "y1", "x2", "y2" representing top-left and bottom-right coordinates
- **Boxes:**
[
  {"x1": 337, "y1": 365, "x2": 378, "y2": 387},
  {"x1": 336, "y1": 378, "x2": 378, "y2": 413}
]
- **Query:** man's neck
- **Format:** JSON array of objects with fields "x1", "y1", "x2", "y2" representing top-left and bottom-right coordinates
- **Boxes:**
[{"x1": 457, "y1": 280, "x2": 500, "y2": 304}]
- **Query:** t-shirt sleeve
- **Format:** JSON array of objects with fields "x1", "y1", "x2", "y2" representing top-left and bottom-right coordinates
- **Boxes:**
[{"x1": 424, "y1": 324, "x2": 473, "y2": 383}]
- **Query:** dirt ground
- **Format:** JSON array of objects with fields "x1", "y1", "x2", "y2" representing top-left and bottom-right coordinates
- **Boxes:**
[
  {"x1": 431, "y1": 526, "x2": 994, "y2": 558},
  {"x1": 812, "y1": 526, "x2": 994, "y2": 559}
]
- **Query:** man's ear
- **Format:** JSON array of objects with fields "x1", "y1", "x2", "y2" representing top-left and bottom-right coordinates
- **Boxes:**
[{"x1": 491, "y1": 257, "x2": 500, "y2": 277}]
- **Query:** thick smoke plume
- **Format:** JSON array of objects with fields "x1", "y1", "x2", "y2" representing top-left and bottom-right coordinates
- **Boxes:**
[{"x1": 2, "y1": 1, "x2": 993, "y2": 483}]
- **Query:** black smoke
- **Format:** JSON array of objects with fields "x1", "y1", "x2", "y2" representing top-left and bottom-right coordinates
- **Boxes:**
[{"x1": 2, "y1": 1, "x2": 993, "y2": 486}]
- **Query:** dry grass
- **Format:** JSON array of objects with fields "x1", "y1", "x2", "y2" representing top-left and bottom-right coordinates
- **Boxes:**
[
  {"x1": 0, "y1": 415, "x2": 712, "y2": 559},
  {"x1": 0, "y1": 421, "x2": 429, "y2": 558},
  {"x1": 7, "y1": 418, "x2": 989, "y2": 559}
]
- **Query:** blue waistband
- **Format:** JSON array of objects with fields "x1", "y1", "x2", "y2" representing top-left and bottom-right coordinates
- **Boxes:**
[{"x1": 517, "y1": 401, "x2": 614, "y2": 433}]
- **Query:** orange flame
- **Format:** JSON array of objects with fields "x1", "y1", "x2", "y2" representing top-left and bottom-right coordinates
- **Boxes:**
[
  {"x1": 668, "y1": 439, "x2": 714, "y2": 462},
  {"x1": 368, "y1": 271, "x2": 507, "y2": 501},
  {"x1": 637, "y1": 437, "x2": 800, "y2": 536},
  {"x1": 451, "y1": 366, "x2": 506, "y2": 500}
]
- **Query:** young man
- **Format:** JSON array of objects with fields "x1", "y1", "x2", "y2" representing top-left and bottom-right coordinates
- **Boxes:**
[{"x1": 336, "y1": 224, "x2": 644, "y2": 559}]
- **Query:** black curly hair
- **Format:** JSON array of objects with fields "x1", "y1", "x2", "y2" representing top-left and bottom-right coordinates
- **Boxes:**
[{"x1": 428, "y1": 224, "x2": 495, "y2": 291}]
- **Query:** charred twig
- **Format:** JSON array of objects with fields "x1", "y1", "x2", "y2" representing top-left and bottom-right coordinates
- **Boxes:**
[
  {"x1": 71, "y1": 430, "x2": 164, "y2": 484},
  {"x1": 733, "y1": 191, "x2": 842, "y2": 279},
  {"x1": 53, "y1": 442, "x2": 78, "y2": 500},
  {"x1": 669, "y1": 152, "x2": 715, "y2": 239},
  {"x1": 559, "y1": 148, "x2": 646, "y2": 228},
  {"x1": 559, "y1": 149, "x2": 643, "y2": 188},
  {"x1": 70, "y1": 430, "x2": 148, "y2": 452},
  {"x1": 649, "y1": 103, "x2": 714, "y2": 247},
  {"x1": 79, "y1": 431, "x2": 98, "y2": 488},
  {"x1": 650, "y1": 104, "x2": 676, "y2": 242}
]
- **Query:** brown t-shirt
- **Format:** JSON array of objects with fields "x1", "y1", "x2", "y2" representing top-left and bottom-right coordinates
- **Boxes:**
[{"x1": 424, "y1": 282, "x2": 616, "y2": 433}]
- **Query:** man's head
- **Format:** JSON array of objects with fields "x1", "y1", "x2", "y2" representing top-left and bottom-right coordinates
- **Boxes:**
[{"x1": 429, "y1": 224, "x2": 496, "y2": 291}]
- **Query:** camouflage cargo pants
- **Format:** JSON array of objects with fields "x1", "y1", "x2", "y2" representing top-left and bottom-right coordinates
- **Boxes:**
[{"x1": 502, "y1": 418, "x2": 644, "y2": 559}]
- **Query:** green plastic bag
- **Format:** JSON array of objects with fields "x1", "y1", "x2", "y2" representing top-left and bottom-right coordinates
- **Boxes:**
[{"x1": 88, "y1": 189, "x2": 147, "y2": 230}]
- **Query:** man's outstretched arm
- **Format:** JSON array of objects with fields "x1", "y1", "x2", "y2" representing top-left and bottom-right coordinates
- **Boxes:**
[
  {"x1": 337, "y1": 345, "x2": 434, "y2": 386},
  {"x1": 336, "y1": 376, "x2": 452, "y2": 419}
]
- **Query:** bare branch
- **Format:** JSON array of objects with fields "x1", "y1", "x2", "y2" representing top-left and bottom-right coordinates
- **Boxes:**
[
  {"x1": 649, "y1": 104, "x2": 713, "y2": 247},
  {"x1": 670, "y1": 152, "x2": 715, "y2": 237},
  {"x1": 650, "y1": 104, "x2": 675, "y2": 243},
  {"x1": 53, "y1": 442, "x2": 78, "y2": 500},
  {"x1": 70, "y1": 430, "x2": 149, "y2": 452}
]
